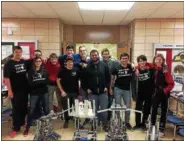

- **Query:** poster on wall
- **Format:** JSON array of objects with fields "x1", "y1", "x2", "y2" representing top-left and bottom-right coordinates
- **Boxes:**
[
  {"x1": 171, "y1": 49, "x2": 184, "y2": 91},
  {"x1": 20, "y1": 46, "x2": 30, "y2": 59}
]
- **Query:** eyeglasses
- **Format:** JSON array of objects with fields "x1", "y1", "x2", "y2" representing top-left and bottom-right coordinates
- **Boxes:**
[{"x1": 35, "y1": 60, "x2": 42, "y2": 62}]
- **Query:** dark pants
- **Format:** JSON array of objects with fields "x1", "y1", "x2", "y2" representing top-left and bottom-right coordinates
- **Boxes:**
[
  {"x1": 151, "y1": 90, "x2": 169, "y2": 131},
  {"x1": 135, "y1": 93, "x2": 152, "y2": 125},
  {"x1": 11, "y1": 91, "x2": 28, "y2": 131},
  {"x1": 26, "y1": 94, "x2": 49, "y2": 128},
  {"x1": 61, "y1": 93, "x2": 77, "y2": 122}
]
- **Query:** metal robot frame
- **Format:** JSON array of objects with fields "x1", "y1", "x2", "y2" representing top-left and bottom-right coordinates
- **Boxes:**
[
  {"x1": 33, "y1": 108, "x2": 70, "y2": 141},
  {"x1": 98, "y1": 100, "x2": 143, "y2": 141},
  {"x1": 67, "y1": 99, "x2": 98, "y2": 141}
]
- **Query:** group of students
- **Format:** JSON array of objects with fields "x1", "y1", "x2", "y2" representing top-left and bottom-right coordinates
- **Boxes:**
[{"x1": 3, "y1": 44, "x2": 174, "y2": 138}]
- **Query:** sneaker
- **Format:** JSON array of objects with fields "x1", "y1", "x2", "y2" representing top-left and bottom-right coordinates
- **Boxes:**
[
  {"x1": 63, "y1": 122, "x2": 68, "y2": 128},
  {"x1": 159, "y1": 131, "x2": 165, "y2": 138},
  {"x1": 126, "y1": 123, "x2": 133, "y2": 130},
  {"x1": 23, "y1": 129, "x2": 29, "y2": 136},
  {"x1": 9, "y1": 131, "x2": 17, "y2": 138},
  {"x1": 132, "y1": 124, "x2": 142, "y2": 130}
]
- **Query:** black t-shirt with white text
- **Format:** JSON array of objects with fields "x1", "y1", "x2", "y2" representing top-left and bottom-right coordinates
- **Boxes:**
[
  {"x1": 3, "y1": 59, "x2": 28, "y2": 92},
  {"x1": 112, "y1": 64, "x2": 133, "y2": 90},
  {"x1": 138, "y1": 69, "x2": 154, "y2": 95},
  {"x1": 57, "y1": 67, "x2": 79, "y2": 93}
]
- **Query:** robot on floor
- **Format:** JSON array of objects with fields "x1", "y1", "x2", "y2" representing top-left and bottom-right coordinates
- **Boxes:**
[
  {"x1": 67, "y1": 99, "x2": 97, "y2": 141},
  {"x1": 98, "y1": 100, "x2": 143, "y2": 141},
  {"x1": 33, "y1": 109, "x2": 70, "y2": 141},
  {"x1": 145, "y1": 115, "x2": 161, "y2": 141}
]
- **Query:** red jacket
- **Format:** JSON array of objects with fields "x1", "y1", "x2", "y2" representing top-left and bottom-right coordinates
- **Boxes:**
[
  {"x1": 154, "y1": 66, "x2": 174, "y2": 96},
  {"x1": 44, "y1": 60, "x2": 60, "y2": 85}
]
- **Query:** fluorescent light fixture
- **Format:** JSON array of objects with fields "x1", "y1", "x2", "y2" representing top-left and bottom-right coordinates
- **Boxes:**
[{"x1": 78, "y1": 2, "x2": 134, "y2": 10}]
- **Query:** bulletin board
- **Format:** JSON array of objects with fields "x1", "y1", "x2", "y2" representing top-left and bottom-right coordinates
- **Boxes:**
[{"x1": 153, "y1": 43, "x2": 184, "y2": 91}]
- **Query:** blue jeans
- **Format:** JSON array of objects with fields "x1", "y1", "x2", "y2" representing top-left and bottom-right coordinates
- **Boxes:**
[
  {"x1": 114, "y1": 87, "x2": 131, "y2": 123},
  {"x1": 26, "y1": 94, "x2": 49, "y2": 128},
  {"x1": 92, "y1": 93, "x2": 108, "y2": 123}
]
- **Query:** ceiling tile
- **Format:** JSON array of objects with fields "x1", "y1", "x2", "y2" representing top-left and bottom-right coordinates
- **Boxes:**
[
  {"x1": 81, "y1": 10, "x2": 104, "y2": 25},
  {"x1": 149, "y1": 2, "x2": 184, "y2": 18},
  {"x1": 102, "y1": 11, "x2": 128, "y2": 25},
  {"x1": 49, "y1": 2, "x2": 83, "y2": 24}
]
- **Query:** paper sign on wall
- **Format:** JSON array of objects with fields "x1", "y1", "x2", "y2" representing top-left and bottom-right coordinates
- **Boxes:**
[
  {"x1": 21, "y1": 46, "x2": 30, "y2": 59},
  {"x1": 2, "y1": 45, "x2": 13, "y2": 60}
]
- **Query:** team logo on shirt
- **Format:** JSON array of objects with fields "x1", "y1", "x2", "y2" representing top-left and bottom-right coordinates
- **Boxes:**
[
  {"x1": 118, "y1": 68, "x2": 131, "y2": 77},
  {"x1": 138, "y1": 72, "x2": 150, "y2": 81},
  {"x1": 72, "y1": 71, "x2": 76, "y2": 76},
  {"x1": 15, "y1": 64, "x2": 26, "y2": 73},
  {"x1": 33, "y1": 73, "x2": 45, "y2": 81}
]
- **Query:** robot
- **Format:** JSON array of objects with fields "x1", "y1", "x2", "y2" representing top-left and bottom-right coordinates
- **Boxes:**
[
  {"x1": 33, "y1": 109, "x2": 70, "y2": 141},
  {"x1": 97, "y1": 100, "x2": 142, "y2": 141},
  {"x1": 145, "y1": 116, "x2": 160, "y2": 141},
  {"x1": 67, "y1": 99, "x2": 97, "y2": 141}
]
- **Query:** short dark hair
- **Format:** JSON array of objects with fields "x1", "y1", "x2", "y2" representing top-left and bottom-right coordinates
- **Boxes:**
[
  {"x1": 13, "y1": 46, "x2": 22, "y2": 52},
  {"x1": 49, "y1": 53, "x2": 57, "y2": 59},
  {"x1": 120, "y1": 53, "x2": 129, "y2": 60},
  {"x1": 34, "y1": 50, "x2": 42, "y2": 55},
  {"x1": 90, "y1": 49, "x2": 99, "y2": 56},
  {"x1": 66, "y1": 45, "x2": 74, "y2": 51},
  {"x1": 101, "y1": 48, "x2": 109, "y2": 55},
  {"x1": 137, "y1": 55, "x2": 147, "y2": 63}
]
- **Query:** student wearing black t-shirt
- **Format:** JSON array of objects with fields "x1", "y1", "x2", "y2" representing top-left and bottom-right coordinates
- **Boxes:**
[
  {"x1": 111, "y1": 53, "x2": 134, "y2": 130},
  {"x1": 3, "y1": 46, "x2": 29, "y2": 138},
  {"x1": 23, "y1": 57, "x2": 49, "y2": 136},
  {"x1": 133, "y1": 55, "x2": 155, "y2": 130},
  {"x1": 57, "y1": 56, "x2": 80, "y2": 128}
]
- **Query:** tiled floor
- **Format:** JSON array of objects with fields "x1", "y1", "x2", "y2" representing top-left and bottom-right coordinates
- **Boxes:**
[{"x1": 2, "y1": 113, "x2": 184, "y2": 140}]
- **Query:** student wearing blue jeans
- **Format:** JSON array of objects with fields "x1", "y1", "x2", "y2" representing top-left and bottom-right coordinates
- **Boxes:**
[
  {"x1": 23, "y1": 57, "x2": 49, "y2": 135},
  {"x1": 111, "y1": 53, "x2": 134, "y2": 130},
  {"x1": 86, "y1": 49, "x2": 110, "y2": 132}
]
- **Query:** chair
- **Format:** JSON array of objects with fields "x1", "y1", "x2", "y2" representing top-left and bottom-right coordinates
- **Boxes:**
[
  {"x1": 178, "y1": 127, "x2": 184, "y2": 137},
  {"x1": 167, "y1": 115, "x2": 184, "y2": 140}
]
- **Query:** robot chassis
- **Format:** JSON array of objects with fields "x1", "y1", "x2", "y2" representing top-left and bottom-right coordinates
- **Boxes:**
[
  {"x1": 97, "y1": 100, "x2": 143, "y2": 141},
  {"x1": 68, "y1": 99, "x2": 97, "y2": 141},
  {"x1": 145, "y1": 115, "x2": 161, "y2": 141},
  {"x1": 33, "y1": 109, "x2": 70, "y2": 141},
  {"x1": 33, "y1": 99, "x2": 97, "y2": 141}
]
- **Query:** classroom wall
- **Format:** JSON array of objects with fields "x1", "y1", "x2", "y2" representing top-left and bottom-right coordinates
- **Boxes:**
[
  {"x1": 63, "y1": 25, "x2": 130, "y2": 57},
  {"x1": 131, "y1": 18, "x2": 184, "y2": 64},
  {"x1": 2, "y1": 18, "x2": 62, "y2": 58}
]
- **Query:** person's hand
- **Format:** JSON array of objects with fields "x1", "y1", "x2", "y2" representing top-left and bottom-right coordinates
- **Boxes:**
[
  {"x1": 83, "y1": 63, "x2": 88, "y2": 68},
  {"x1": 87, "y1": 89, "x2": 92, "y2": 94},
  {"x1": 8, "y1": 90, "x2": 13, "y2": 99},
  {"x1": 135, "y1": 69, "x2": 140, "y2": 76},
  {"x1": 109, "y1": 88, "x2": 113, "y2": 95},
  {"x1": 104, "y1": 87, "x2": 108, "y2": 93},
  {"x1": 61, "y1": 91, "x2": 66, "y2": 97}
]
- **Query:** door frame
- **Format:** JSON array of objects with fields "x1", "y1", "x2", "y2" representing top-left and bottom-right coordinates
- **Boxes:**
[{"x1": 153, "y1": 43, "x2": 184, "y2": 55}]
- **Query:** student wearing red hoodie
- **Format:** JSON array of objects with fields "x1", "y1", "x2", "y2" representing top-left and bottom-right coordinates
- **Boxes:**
[
  {"x1": 151, "y1": 54, "x2": 174, "y2": 137},
  {"x1": 44, "y1": 53, "x2": 61, "y2": 113}
]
